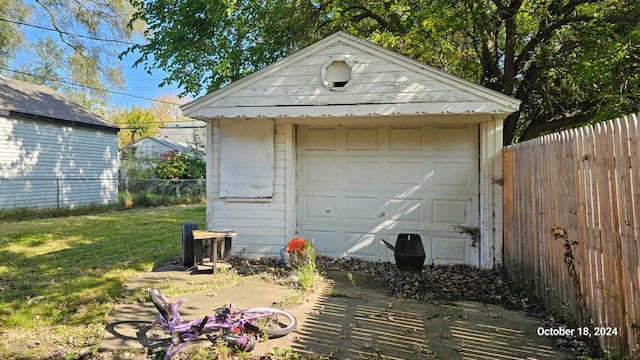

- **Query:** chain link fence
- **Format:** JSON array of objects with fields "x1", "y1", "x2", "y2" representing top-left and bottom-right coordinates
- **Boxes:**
[
  {"x1": 119, "y1": 178, "x2": 206, "y2": 206},
  {"x1": 0, "y1": 177, "x2": 205, "y2": 210},
  {"x1": 0, "y1": 177, "x2": 118, "y2": 210}
]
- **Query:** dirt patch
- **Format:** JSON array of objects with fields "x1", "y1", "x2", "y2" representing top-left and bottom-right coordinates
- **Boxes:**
[{"x1": 98, "y1": 259, "x2": 585, "y2": 360}]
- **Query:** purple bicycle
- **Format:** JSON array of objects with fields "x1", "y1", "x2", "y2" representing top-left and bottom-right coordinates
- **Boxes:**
[{"x1": 148, "y1": 288, "x2": 297, "y2": 359}]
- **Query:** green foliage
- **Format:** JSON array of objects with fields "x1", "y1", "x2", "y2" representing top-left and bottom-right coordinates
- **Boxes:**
[
  {"x1": 155, "y1": 150, "x2": 205, "y2": 180},
  {"x1": 114, "y1": 107, "x2": 162, "y2": 147},
  {"x1": 0, "y1": 203, "x2": 119, "y2": 221},
  {"x1": 127, "y1": 0, "x2": 640, "y2": 144},
  {"x1": 0, "y1": 0, "x2": 135, "y2": 106},
  {"x1": 292, "y1": 245, "x2": 321, "y2": 292},
  {"x1": 155, "y1": 150, "x2": 188, "y2": 179},
  {"x1": 124, "y1": 0, "x2": 324, "y2": 94},
  {"x1": 118, "y1": 191, "x2": 205, "y2": 208},
  {"x1": 120, "y1": 149, "x2": 157, "y2": 180},
  {"x1": 186, "y1": 129, "x2": 207, "y2": 179}
]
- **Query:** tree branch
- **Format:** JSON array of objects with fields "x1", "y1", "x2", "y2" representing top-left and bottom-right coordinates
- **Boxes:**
[
  {"x1": 346, "y1": 5, "x2": 389, "y2": 29},
  {"x1": 515, "y1": 14, "x2": 592, "y2": 69},
  {"x1": 519, "y1": 102, "x2": 597, "y2": 141}
]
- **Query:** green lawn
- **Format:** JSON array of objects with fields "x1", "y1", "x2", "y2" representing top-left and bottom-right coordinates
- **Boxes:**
[{"x1": 0, "y1": 205, "x2": 206, "y2": 358}]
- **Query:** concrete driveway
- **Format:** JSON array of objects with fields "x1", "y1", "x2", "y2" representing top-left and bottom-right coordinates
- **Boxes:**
[{"x1": 102, "y1": 265, "x2": 575, "y2": 359}]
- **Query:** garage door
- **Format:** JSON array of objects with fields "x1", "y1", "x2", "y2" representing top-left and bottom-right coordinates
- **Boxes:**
[{"x1": 296, "y1": 125, "x2": 480, "y2": 266}]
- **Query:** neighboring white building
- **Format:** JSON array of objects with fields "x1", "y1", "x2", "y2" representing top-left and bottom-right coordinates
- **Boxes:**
[
  {"x1": 182, "y1": 32, "x2": 520, "y2": 268},
  {"x1": 120, "y1": 121, "x2": 206, "y2": 176},
  {"x1": 0, "y1": 77, "x2": 120, "y2": 209},
  {"x1": 158, "y1": 120, "x2": 206, "y2": 145},
  {"x1": 121, "y1": 136, "x2": 189, "y2": 162}
]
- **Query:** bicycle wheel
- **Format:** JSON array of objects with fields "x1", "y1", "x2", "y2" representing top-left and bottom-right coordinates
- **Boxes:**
[
  {"x1": 241, "y1": 307, "x2": 297, "y2": 337},
  {"x1": 149, "y1": 288, "x2": 171, "y2": 322}
]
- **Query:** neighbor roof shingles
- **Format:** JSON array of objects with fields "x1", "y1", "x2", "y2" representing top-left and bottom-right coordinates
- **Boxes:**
[{"x1": 0, "y1": 76, "x2": 119, "y2": 132}]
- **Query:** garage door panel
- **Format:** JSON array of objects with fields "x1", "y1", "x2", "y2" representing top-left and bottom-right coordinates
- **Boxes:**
[
  {"x1": 432, "y1": 236, "x2": 473, "y2": 265},
  {"x1": 303, "y1": 161, "x2": 338, "y2": 186},
  {"x1": 302, "y1": 229, "x2": 338, "y2": 257},
  {"x1": 431, "y1": 199, "x2": 469, "y2": 225},
  {"x1": 344, "y1": 232, "x2": 377, "y2": 257},
  {"x1": 388, "y1": 161, "x2": 424, "y2": 186},
  {"x1": 431, "y1": 236, "x2": 478, "y2": 266},
  {"x1": 296, "y1": 125, "x2": 479, "y2": 264},
  {"x1": 346, "y1": 127, "x2": 379, "y2": 150},
  {"x1": 433, "y1": 161, "x2": 478, "y2": 193},
  {"x1": 389, "y1": 127, "x2": 424, "y2": 150},
  {"x1": 345, "y1": 196, "x2": 381, "y2": 220},
  {"x1": 299, "y1": 127, "x2": 338, "y2": 150},
  {"x1": 302, "y1": 195, "x2": 336, "y2": 220},
  {"x1": 346, "y1": 161, "x2": 379, "y2": 185},
  {"x1": 385, "y1": 198, "x2": 422, "y2": 223},
  {"x1": 433, "y1": 126, "x2": 475, "y2": 152}
]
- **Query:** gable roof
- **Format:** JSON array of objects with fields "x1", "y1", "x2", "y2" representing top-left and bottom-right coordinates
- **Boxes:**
[
  {"x1": 0, "y1": 76, "x2": 119, "y2": 132},
  {"x1": 158, "y1": 120, "x2": 206, "y2": 144},
  {"x1": 123, "y1": 136, "x2": 189, "y2": 153},
  {"x1": 182, "y1": 31, "x2": 520, "y2": 119}
]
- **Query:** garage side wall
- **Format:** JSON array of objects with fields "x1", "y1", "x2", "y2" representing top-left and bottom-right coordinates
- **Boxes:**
[
  {"x1": 479, "y1": 117, "x2": 504, "y2": 268},
  {"x1": 205, "y1": 119, "x2": 289, "y2": 258}
]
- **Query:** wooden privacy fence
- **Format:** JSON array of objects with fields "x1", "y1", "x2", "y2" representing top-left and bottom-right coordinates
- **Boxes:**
[{"x1": 503, "y1": 113, "x2": 640, "y2": 358}]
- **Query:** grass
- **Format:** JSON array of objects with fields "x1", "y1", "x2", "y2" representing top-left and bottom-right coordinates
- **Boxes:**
[{"x1": 0, "y1": 205, "x2": 206, "y2": 358}]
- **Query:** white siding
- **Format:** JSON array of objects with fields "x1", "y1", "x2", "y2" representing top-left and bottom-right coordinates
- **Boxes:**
[
  {"x1": 206, "y1": 119, "x2": 288, "y2": 258},
  {"x1": 183, "y1": 33, "x2": 521, "y2": 119},
  {"x1": 133, "y1": 139, "x2": 172, "y2": 159},
  {"x1": 213, "y1": 43, "x2": 488, "y2": 108},
  {"x1": 0, "y1": 115, "x2": 119, "y2": 209}
]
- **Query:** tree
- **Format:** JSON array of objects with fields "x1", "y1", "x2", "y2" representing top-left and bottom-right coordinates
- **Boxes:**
[
  {"x1": 155, "y1": 149, "x2": 205, "y2": 180},
  {"x1": 155, "y1": 150, "x2": 188, "y2": 180},
  {"x1": 184, "y1": 129, "x2": 206, "y2": 179},
  {"x1": 148, "y1": 94, "x2": 192, "y2": 124},
  {"x1": 0, "y1": 0, "x2": 139, "y2": 108},
  {"x1": 127, "y1": 0, "x2": 640, "y2": 144},
  {"x1": 113, "y1": 106, "x2": 161, "y2": 146}
]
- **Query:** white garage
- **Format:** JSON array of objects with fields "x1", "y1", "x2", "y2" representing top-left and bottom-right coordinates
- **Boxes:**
[{"x1": 182, "y1": 32, "x2": 520, "y2": 268}]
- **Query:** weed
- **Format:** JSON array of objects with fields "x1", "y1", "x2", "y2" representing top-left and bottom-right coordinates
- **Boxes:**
[
  {"x1": 293, "y1": 245, "x2": 322, "y2": 292},
  {"x1": 269, "y1": 347, "x2": 302, "y2": 359},
  {"x1": 347, "y1": 272, "x2": 356, "y2": 287},
  {"x1": 328, "y1": 289, "x2": 363, "y2": 299}
]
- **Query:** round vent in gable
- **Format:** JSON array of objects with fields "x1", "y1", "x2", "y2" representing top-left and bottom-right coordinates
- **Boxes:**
[{"x1": 321, "y1": 57, "x2": 355, "y2": 91}]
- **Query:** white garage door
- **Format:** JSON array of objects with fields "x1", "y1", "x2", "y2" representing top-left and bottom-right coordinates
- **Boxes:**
[{"x1": 296, "y1": 125, "x2": 480, "y2": 266}]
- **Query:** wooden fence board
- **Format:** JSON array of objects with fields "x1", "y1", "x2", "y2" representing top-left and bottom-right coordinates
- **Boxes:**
[
  {"x1": 614, "y1": 117, "x2": 632, "y2": 355},
  {"x1": 623, "y1": 115, "x2": 640, "y2": 353},
  {"x1": 503, "y1": 113, "x2": 640, "y2": 358}
]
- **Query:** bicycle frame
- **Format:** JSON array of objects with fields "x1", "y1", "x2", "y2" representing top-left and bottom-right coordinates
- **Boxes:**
[{"x1": 149, "y1": 289, "x2": 296, "y2": 360}]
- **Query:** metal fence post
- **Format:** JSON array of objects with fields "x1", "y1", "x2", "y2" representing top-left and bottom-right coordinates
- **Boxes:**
[
  {"x1": 125, "y1": 177, "x2": 130, "y2": 202},
  {"x1": 56, "y1": 178, "x2": 60, "y2": 209}
]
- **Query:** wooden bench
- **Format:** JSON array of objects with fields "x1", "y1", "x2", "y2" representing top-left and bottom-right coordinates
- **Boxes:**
[{"x1": 191, "y1": 230, "x2": 236, "y2": 274}]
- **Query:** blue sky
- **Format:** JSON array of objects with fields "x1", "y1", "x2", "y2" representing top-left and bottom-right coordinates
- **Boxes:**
[{"x1": 111, "y1": 50, "x2": 184, "y2": 109}]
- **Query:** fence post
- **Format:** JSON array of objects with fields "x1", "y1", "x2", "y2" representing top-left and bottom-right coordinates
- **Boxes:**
[
  {"x1": 125, "y1": 177, "x2": 130, "y2": 203},
  {"x1": 56, "y1": 178, "x2": 60, "y2": 210}
]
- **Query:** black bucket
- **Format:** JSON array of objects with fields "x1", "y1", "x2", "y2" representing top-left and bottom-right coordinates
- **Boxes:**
[{"x1": 393, "y1": 233, "x2": 425, "y2": 271}]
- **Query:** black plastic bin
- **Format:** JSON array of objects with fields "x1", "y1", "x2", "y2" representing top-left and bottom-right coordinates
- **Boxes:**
[
  {"x1": 393, "y1": 233, "x2": 425, "y2": 271},
  {"x1": 181, "y1": 222, "x2": 199, "y2": 267}
]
